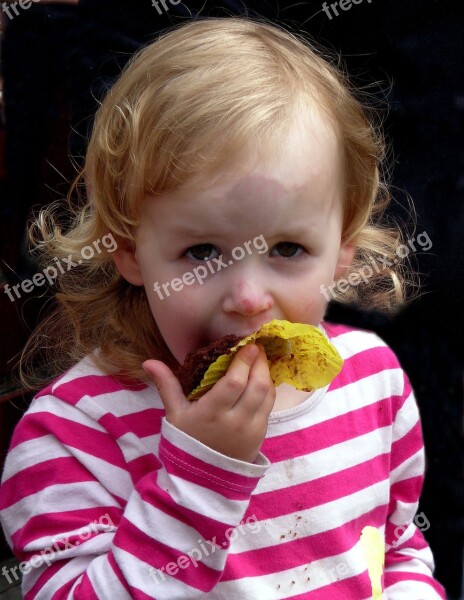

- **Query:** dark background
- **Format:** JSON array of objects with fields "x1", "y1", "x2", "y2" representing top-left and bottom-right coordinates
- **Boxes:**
[{"x1": 0, "y1": 1, "x2": 462, "y2": 597}]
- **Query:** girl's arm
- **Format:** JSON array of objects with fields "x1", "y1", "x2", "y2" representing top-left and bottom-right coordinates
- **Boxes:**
[
  {"x1": 383, "y1": 371, "x2": 446, "y2": 599},
  {"x1": 0, "y1": 385, "x2": 269, "y2": 598}
]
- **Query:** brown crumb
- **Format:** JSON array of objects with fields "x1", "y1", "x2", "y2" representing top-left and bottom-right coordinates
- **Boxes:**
[
  {"x1": 280, "y1": 534, "x2": 285, "y2": 539},
  {"x1": 291, "y1": 580, "x2": 295, "y2": 585}
]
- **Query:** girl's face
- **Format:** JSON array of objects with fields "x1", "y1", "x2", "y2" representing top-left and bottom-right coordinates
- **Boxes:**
[{"x1": 115, "y1": 113, "x2": 354, "y2": 364}]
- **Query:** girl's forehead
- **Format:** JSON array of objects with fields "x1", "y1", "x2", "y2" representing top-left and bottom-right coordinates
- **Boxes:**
[{"x1": 185, "y1": 112, "x2": 342, "y2": 199}]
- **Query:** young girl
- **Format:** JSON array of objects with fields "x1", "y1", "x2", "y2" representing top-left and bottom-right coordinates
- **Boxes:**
[{"x1": 0, "y1": 17, "x2": 446, "y2": 599}]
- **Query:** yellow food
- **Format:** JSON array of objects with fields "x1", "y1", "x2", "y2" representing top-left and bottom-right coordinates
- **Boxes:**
[
  {"x1": 360, "y1": 526, "x2": 385, "y2": 600},
  {"x1": 188, "y1": 319, "x2": 343, "y2": 400}
]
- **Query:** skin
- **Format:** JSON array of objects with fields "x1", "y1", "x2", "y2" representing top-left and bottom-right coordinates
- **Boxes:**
[{"x1": 114, "y1": 112, "x2": 355, "y2": 463}]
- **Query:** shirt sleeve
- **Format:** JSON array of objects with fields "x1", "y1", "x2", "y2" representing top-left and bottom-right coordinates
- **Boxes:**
[
  {"x1": 0, "y1": 395, "x2": 270, "y2": 599},
  {"x1": 383, "y1": 372, "x2": 446, "y2": 599}
]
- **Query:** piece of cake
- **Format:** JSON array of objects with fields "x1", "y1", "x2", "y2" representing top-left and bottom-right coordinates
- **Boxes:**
[
  {"x1": 176, "y1": 320, "x2": 343, "y2": 401},
  {"x1": 175, "y1": 334, "x2": 241, "y2": 397}
]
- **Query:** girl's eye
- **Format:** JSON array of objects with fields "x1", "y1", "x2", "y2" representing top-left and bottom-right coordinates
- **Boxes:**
[
  {"x1": 271, "y1": 242, "x2": 305, "y2": 259},
  {"x1": 185, "y1": 244, "x2": 219, "y2": 261}
]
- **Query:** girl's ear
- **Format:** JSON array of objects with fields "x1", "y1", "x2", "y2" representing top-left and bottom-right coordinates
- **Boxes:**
[
  {"x1": 334, "y1": 241, "x2": 356, "y2": 280},
  {"x1": 113, "y1": 241, "x2": 144, "y2": 286}
]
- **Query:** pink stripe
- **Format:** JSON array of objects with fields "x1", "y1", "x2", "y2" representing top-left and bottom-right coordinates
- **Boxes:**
[
  {"x1": 386, "y1": 529, "x2": 429, "y2": 562},
  {"x1": 118, "y1": 408, "x2": 164, "y2": 438},
  {"x1": 127, "y1": 453, "x2": 163, "y2": 485},
  {"x1": 247, "y1": 453, "x2": 390, "y2": 522},
  {"x1": 387, "y1": 475, "x2": 424, "y2": 526},
  {"x1": 23, "y1": 559, "x2": 68, "y2": 600},
  {"x1": 389, "y1": 475, "x2": 423, "y2": 504},
  {"x1": 137, "y1": 474, "x2": 238, "y2": 547},
  {"x1": 329, "y1": 346, "x2": 401, "y2": 391},
  {"x1": 390, "y1": 420, "x2": 422, "y2": 471},
  {"x1": 7, "y1": 413, "x2": 126, "y2": 469},
  {"x1": 323, "y1": 322, "x2": 359, "y2": 339},
  {"x1": 97, "y1": 409, "x2": 164, "y2": 441},
  {"x1": 222, "y1": 505, "x2": 387, "y2": 580},
  {"x1": 385, "y1": 570, "x2": 446, "y2": 598},
  {"x1": 0, "y1": 456, "x2": 95, "y2": 509},
  {"x1": 107, "y1": 552, "x2": 133, "y2": 595},
  {"x1": 402, "y1": 371, "x2": 412, "y2": 399},
  {"x1": 11, "y1": 506, "x2": 121, "y2": 558},
  {"x1": 35, "y1": 373, "x2": 147, "y2": 403},
  {"x1": 35, "y1": 381, "x2": 56, "y2": 399},
  {"x1": 262, "y1": 398, "x2": 393, "y2": 463},
  {"x1": 278, "y1": 573, "x2": 373, "y2": 599},
  {"x1": 159, "y1": 437, "x2": 262, "y2": 500},
  {"x1": 127, "y1": 587, "x2": 158, "y2": 600},
  {"x1": 52, "y1": 374, "x2": 147, "y2": 404},
  {"x1": 63, "y1": 572, "x2": 100, "y2": 599},
  {"x1": 114, "y1": 517, "x2": 222, "y2": 593}
]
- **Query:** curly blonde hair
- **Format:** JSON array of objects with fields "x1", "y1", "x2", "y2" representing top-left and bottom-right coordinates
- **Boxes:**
[{"x1": 21, "y1": 16, "x2": 415, "y2": 389}]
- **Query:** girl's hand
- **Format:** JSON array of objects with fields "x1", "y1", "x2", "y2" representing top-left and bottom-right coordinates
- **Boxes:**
[{"x1": 142, "y1": 344, "x2": 275, "y2": 463}]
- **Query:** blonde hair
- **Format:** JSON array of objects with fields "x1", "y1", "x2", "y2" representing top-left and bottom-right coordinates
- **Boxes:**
[{"x1": 21, "y1": 16, "x2": 415, "y2": 389}]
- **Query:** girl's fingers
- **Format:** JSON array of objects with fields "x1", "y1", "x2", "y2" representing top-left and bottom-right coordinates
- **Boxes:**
[
  {"x1": 231, "y1": 344, "x2": 275, "y2": 416},
  {"x1": 206, "y1": 343, "x2": 260, "y2": 410},
  {"x1": 142, "y1": 359, "x2": 187, "y2": 416}
]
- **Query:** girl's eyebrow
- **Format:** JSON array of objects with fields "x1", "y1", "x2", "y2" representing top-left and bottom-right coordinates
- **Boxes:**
[
  {"x1": 171, "y1": 224, "x2": 318, "y2": 244},
  {"x1": 170, "y1": 225, "x2": 217, "y2": 240}
]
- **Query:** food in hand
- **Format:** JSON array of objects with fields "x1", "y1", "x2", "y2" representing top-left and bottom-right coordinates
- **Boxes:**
[{"x1": 176, "y1": 319, "x2": 343, "y2": 400}]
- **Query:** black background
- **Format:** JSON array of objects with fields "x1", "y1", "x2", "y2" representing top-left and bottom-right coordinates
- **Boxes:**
[{"x1": 0, "y1": 0, "x2": 463, "y2": 596}]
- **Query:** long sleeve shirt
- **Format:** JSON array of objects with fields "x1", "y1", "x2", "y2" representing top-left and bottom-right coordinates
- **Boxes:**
[{"x1": 0, "y1": 323, "x2": 446, "y2": 599}]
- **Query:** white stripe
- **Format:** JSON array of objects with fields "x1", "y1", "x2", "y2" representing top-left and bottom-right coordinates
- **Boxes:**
[
  {"x1": 50, "y1": 356, "x2": 102, "y2": 388},
  {"x1": 24, "y1": 527, "x2": 116, "y2": 559},
  {"x1": 2, "y1": 434, "x2": 70, "y2": 481},
  {"x1": 268, "y1": 368, "x2": 404, "y2": 437},
  {"x1": 206, "y1": 543, "x2": 378, "y2": 599},
  {"x1": 236, "y1": 479, "x2": 389, "y2": 553},
  {"x1": 114, "y1": 545, "x2": 212, "y2": 599},
  {"x1": 117, "y1": 432, "x2": 160, "y2": 463},
  {"x1": 21, "y1": 556, "x2": 88, "y2": 599},
  {"x1": 392, "y1": 390, "x2": 420, "y2": 442},
  {"x1": 390, "y1": 448, "x2": 424, "y2": 483},
  {"x1": 329, "y1": 328, "x2": 388, "y2": 360},
  {"x1": 129, "y1": 479, "x2": 248, "y2": 552},
  {"x1": 86, "y1": 553, "x2": 132, "y2": 599},
  {"x1": 1, "y1": 481, "x2": 120, "y2": 536},
  {"x1": 259, "y1": 426, "x2": 392, "y2": 493},
  {"x1": 64, "y1": 445, "x2": 133, "y2": 500},
  {"x1": 124, "y1": 488, "x2": 229, "y2": 571},
  {"x1": 388, "y1": 501, "x2": 419, "y2": 528},
  {"x1": 386, "y1": 545, "x2": 435, "y2": 576},
  {"x1": 25, "y1": 394, "x2": 106, "y2": 431},
  {"x1": 385, "y1": 578, "x2": 443, "y2": 599},
  {"x1": 75, "y1": 386, "x2": 164, "y2": 418},
  {"x1": 161, "y1": 418, "x2": 270, "y2": 473}
]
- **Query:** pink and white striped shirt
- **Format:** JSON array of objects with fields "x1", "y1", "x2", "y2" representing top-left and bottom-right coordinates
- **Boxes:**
[{"x1": 0, "y1": 323, "x2": 446, "y2": 599}]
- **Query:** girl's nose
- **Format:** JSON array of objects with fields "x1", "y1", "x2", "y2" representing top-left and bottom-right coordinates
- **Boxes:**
[{"x1": 222, "y1": 278, "x2": 273, "y2": 317}]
